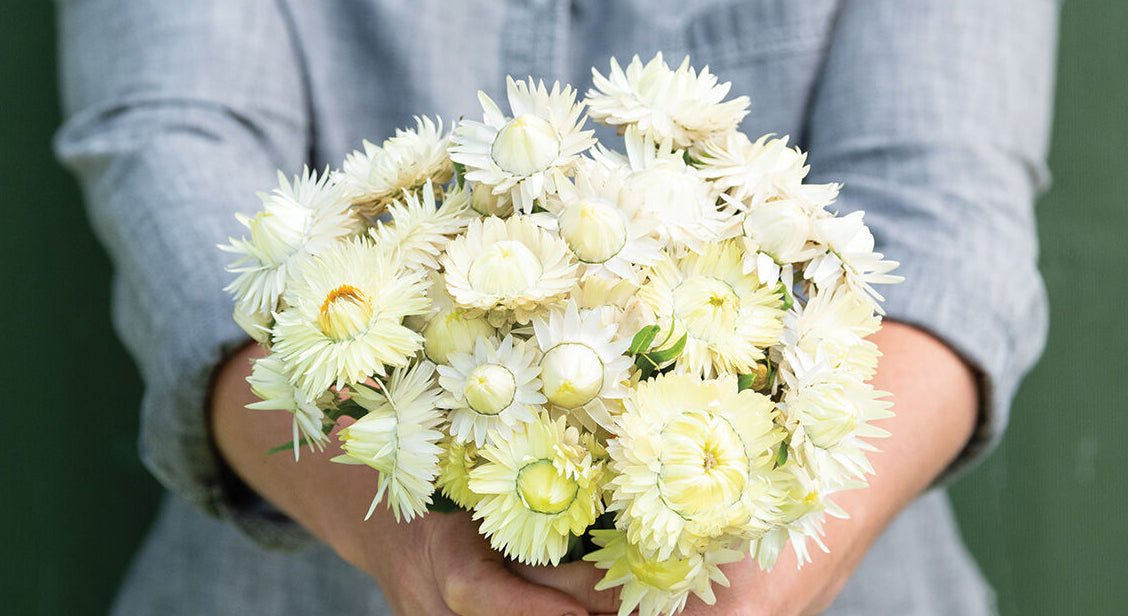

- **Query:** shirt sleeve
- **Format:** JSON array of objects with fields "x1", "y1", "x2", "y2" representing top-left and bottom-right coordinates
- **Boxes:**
[
  {"x1": 54, "y1": 0, "x2": 313, "y2": 547},
  {"x1": 802, "y1": 0, "x2": 1059, "y2": 483}
]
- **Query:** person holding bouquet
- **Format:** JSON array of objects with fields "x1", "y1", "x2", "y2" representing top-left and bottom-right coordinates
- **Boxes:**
[{"x1": 55, "y1": 1, "x2": 1057, "y2": 614}]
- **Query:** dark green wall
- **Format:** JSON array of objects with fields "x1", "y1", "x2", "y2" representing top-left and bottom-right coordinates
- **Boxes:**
[
  {"x1": 1, "y1": 3, "x2": 164, "y2": 615},
  {"x1": 2, "y1": 2, "x2": 1123, "y2": 614},
  {"x1": 946, "y1": 3, "x2": 1128, "y2": 614}
]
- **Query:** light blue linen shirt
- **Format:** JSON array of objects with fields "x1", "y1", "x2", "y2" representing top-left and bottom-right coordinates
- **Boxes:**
[{"x1": 55, "y1": 1, "x2": 1058, "y2": 613}]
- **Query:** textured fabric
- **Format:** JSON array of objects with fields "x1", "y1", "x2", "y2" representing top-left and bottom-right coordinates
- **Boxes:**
[{"x1": 54, "y1": 0, "x2": 1058, "y2": 613}]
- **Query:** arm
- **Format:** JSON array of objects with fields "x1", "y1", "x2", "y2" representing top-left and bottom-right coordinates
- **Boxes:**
[
  {"x1": 56, "y1": 2, "x2": 594, "y2": 614},
  {"x1": 520, "y1": 1, "x2": 1058, "y2": 613}
]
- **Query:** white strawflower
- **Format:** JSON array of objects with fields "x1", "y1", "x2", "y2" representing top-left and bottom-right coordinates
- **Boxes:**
[
  {"x1": 437, "y1": 335, "x2": 545, "y2": 447},
  {"x1": 221, "y1": 168, "x2": 359, "y2": 317},
  {"x1": 551, "y1": 158, "x2": 663, "y2": 281},
  {"x1": 245, "y1": 352, "x2": 332, "y2": 459},
  {"x1": 584, "y1": 528, "x2": 744, "y2": 616},
  {"x1": 272, "y1": 237, "x2": 430, "y2": 399},
  {"x1": 469, "y1": 412, "x2": 604, "y2": 565},
  {"x1": 694, "y1": 132, "x2": 840, "y2": 210},
  {"x1": 450, "y1": 77, "x2": 595, "y2": 214},
  {"x1": 333, "y1": 362, "x2": 446, "y2": 522},
  {"x1": 739, "y1": 198, "x2": 819, "y2": 286},
  {"x1": 780, "y1": 360, "x2": 893, "y2": 489},
  {"x1": 638, "y1": 239, "x2": 785, "y2": 377},
  {"x1": 586, "y1": 53, "x2": 750, "y2": 149},
  {"x1": 608, "y1": 373, "x2": 783, "y2": 560},
  {"x1": 806, "y1": 211, "x2": 903, "y2": 310},
  {"x1": 608, "y1": 127, "x2": 733, "y2": 253},
  {"x1": 532, "y1": 301, "x2": 633, "y2": 433},
  {"x1": 368, "y1": 180, "x2": 472, "y2": 271},
  {"x1": 337, "y1": 116, "x2": 454, "y2": 220},
  {"x1": 441, "y1": 215, "x2": 578, "y2": 325}
]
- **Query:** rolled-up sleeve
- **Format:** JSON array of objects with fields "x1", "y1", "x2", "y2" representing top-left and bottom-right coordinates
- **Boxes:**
[
  {"x1": 803, "y1": 0, "x2": 1058, "y2": 481},
  {"x1": 54, "y1": 0, "x2": 312, "y2": 545}
]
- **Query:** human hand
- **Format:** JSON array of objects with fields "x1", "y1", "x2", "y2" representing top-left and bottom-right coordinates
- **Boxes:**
[
  {"x1": 211, "y1": 343, "x2": 598, "y2": 616},
  {"x1": 512, "y1": 321, "x2": 979, "y2": 616}
]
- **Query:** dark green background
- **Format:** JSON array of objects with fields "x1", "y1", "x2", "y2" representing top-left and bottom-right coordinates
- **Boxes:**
[{"x1": 2, "y1": 3, "x2": 1124, "y2": 614}]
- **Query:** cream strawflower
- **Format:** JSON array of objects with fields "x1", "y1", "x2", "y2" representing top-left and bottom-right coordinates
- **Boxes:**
[
  {"x1": 638, "y1": 239, "x2": 785, "y2": 377},
  {"x1": 780, "y1": 359, "x2": 893, "y2": 489},
  {"x1": 469, "y1": 180, "x2": 514, "y2": 217},
  {"x1": 586, "y1": 53, "x2": 750, "y2": 149},
  {"x1": 333, "y1": 361, "x2": 446, "y2": 522},
  {"x1": 245, "y1": 352, "x2": 333, "y2": 459},
  {"x1": 608, "y1": 373, "x2": 783, "y2": 560},
  {"x1": 368, "y1": 180, "x2": 472, "y2": 271},
  {"x1": 337, "y1": 116, "x2": 454, "y2": 220},
  {"x1": 779, "y1": 284, "x2": 882, "y2": 384},
  {"x1": 606, "y1": 127, "x2": 733, "y2": 253},
  {"x1": 407, "y1": 273, "x2": 498, "y2": 364},
  {"x1": 233, "y1": 298, "x2": 274, "y2": 345},
  {"x1": 570, "y1": 274, "x2": 646, "y2": 330},
  {"x1": 272, "y1": 236, "x2": 430, "y2": 399},
  {"x1": 693, "y1": 132, "x2": 840, "y2": 211},
  {"x1": 585, "y1": 528, "x2": 744, "y2": 616},
  {"x1": 450, "y1": 77, "x2": 595, "y2": 214},
  {"x1": 437, "y1": 335, "x2": 545, "y2": 447},
  {"x1": 749, "y1": 463, "x2": 841, "y2": 570},
  {"x1": 436, "y1": 436, "x2": 484, "y2": 509},
  {"x1": 532, "y1": 301, "x2": 633, "y2": 433},
  {"x1": 806, "y1": 211, "x2": 903, "y2": 311},
  {"x1": 469, "y1": 412, "x2": 603, "y2": 565},
  {"x1": 441, "y1": 215, "x2": 578, "y2": 325},
  {"x1": 550, "y1": 158, "x2": 663, "y2": 281},
  {"x1": 221, "y1": 168, "x2": 359, "y2": 318}
]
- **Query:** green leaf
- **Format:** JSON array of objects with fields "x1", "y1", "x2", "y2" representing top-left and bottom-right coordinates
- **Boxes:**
[
  {"x1": 773, "y1": 441, "x2": 789, "y2": 469},
  {"x1": 332, "y1": 398, "x2": 368, "y2": 421},
  {"x1": 648, "y1": 333, "x2": 687, "y2": 364},
  {"x1": 427, "y1": 490, "x2": 464, "y2": 514},
  {"x1": 737, "y1": 373, "x2": 757, "y2": 391},
  {"x1": 775, "y1": 280, "x2": 794, "y2": 311},
  {"x1": 628, "y1": 325, "x2": 661, "y2": 355},
  {"x1": 452, "y1": 161, "x2": 467, "y2": 189},
  {"x1": 266, "y1": 438, "x2": 310, "y2": 457}
]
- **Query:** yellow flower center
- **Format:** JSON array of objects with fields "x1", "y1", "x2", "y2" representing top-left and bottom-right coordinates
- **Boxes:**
[
  {"x1": 463, "y1": 364, "x2": 517, "y2": 416},
  {"x1": 516, "y1": 459, "x2": 578, "y2": 514},
  {"x1": 540, "y1": 343, "x2": 604, "y2": 409},
  {"x1": 625, "y1": 541, "x2": 696, "y2": 589},
  {"x1": 318, "y1": 284, "x2": 374, "y2": 341},
  {"x1": 673, "y1": 276, "x2": 740, "y2": 343},
  {"x1": 558, "y1": 200, "x2": 628, "y2": 264},
  {"x1": 422, "y1": 307, "x2": 495, "y2": 363},
  {"x1": 658, "y1": 411, "x2": 748, "y2": 517},
  {"x1": 467, "y1": 240, "x2": 544, "y2": 295},
  {"x1": 491, "y1": 114, "x2": 561, "y2": 176}
]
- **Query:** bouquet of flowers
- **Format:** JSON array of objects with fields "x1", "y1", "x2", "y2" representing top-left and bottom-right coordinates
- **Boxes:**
[{"x1": 221, "y1": 53, "x2": 900, "y2": 616}]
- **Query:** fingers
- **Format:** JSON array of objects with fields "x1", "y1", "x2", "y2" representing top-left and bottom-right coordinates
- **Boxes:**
[
  {"x1": 423, "y1": 512, "x2": 592, "y2": 616},
  {"x1": 441, "y1": 556, "x2": 591, "y2": 616},
  {"x1": 508, "y1": 560, "x2": 622, "y2": 615}
]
